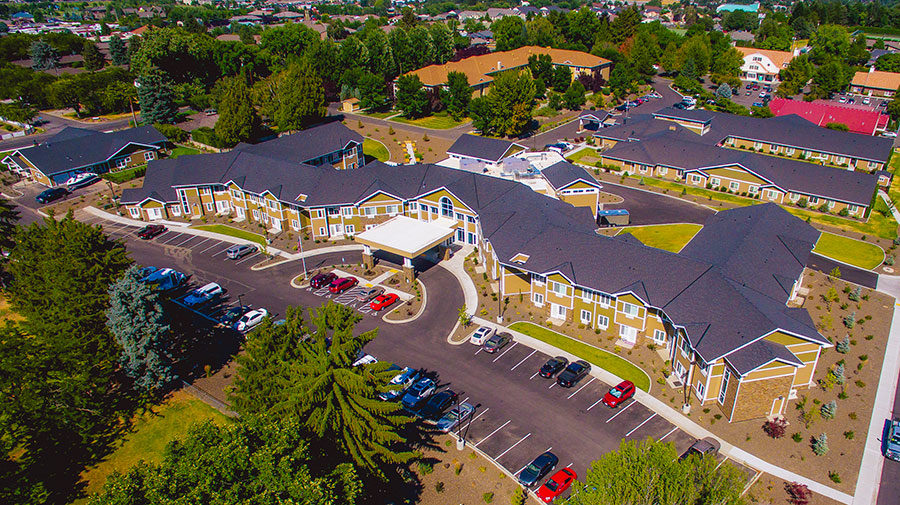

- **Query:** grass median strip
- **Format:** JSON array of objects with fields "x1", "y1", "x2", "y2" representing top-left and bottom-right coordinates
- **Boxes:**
[
  {"x1": 508, "y1": 321, "x2": 651, "y2": 391},
  {"x1": 812, "y1": 231, "x2": 885, "y2": 270},
  {"x1": 193, "y1": 224, "x2": 266, "y2": 246},
  {"x1": 616, "y1": 223, "x2": 702, "y2": 253}
]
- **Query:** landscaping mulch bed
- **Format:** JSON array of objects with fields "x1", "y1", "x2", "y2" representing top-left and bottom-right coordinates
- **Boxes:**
[
  {"x1": 341, "y1": 263, "x2": 393, "y2": 281},
  {"x1": 345, "y1": 118, "x2": 455, "y2": 164},
  {"x1": 385, "y1": 281, "x2": 424, "y2": 321},
  {"x1": 747, "y1": 473, "x2": 844, "y2": 505}
]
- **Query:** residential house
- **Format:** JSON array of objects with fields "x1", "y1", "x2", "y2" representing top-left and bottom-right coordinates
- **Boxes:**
[
  {"x1": 578, "y1": 109, "x2": 611, "y2": 131},
  {"x1": 405, "y1": 46, "x2": 611, "y2": 96},
  {"x1": 2, "y1": 126, "x2": 167, "y2": 187},
  {"x1": 736, "y1": 47, "x2": 794, "y2": 82},
  {"x1": 445, "y1": 134, "x2": 525, "y2": 172},
  {"x1": 851, "y1": 68, "x2": 900, "y2": 97},
  {"x1": 119, "y1": 123, "x2": 832, "y2": 422}
]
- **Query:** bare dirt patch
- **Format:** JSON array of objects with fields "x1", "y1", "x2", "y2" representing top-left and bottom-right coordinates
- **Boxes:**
[{"x1": 345, "y1": 118, "x2": 455, "y2": 164}]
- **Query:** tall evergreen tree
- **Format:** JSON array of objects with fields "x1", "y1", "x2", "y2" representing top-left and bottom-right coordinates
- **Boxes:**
[
  {"x1": 428, "y1": 22, "x2": 455, "y2": 65},
  {"x1": 358, "y1": 71, "x2": 387, "y2": 111},
  {"x1": 108, "y1": 35, "x2": 128, "y2": 66},
  {"x1": 136, "y1": 67, "x2": 178, "y2": 125},
  {"x1": 106, "y1": 265, "x2": 175, "y2": 391},
  {"x1": 215, "y1": 76, "x2": 259, "y2": 146},
  {"x1": 82, "y1": 40, "x2": 105, "y2": 72},
  {"x1": 29, "y1": 39, "x2": 59, "y2": 72},
  {"x1": 0, "y1": 197, "x2": 19, "y2": 285}
]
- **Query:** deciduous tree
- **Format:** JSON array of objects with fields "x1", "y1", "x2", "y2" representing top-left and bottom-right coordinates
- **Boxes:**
[
  {"x1": 254, "y1": 61, "x2": 326, "y2": 132},
  {"x1": 395, "y1": 73, "x2": 428, "y2": 119},
  {"x1": 215, "y1": 76, "x2": 259, "y2": 146},
  {"x1": 445, "y1": 71, "x2": 472, "y2": 121},
  {"x1": 481, "y1": 70, "x2": 536, "y2": 137},
  {"x1": 492, "y1": 16, "x2": 527, "y2": 52}
]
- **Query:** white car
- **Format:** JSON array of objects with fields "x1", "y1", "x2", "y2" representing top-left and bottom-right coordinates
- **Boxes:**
[
  {"x1": 353, "y1": 354, "x2": 378, "y2": 367},
  {"x1": 470, "y1": 325, "x2": 496, "y2": 345},
  {"x1": 883, "y1": 131, "x2": 898, "y2": 138},
  {"x1": 183, "y1": 282, "x2": 223, "y2": 307},
  {"x1": 863, "y1": 97, "x2": 871, "y2": 105},
  {"x1": 234, "y1": 308, "x2": 268, "y2": 332},
  {"x1": 682, "y1": 96, "x2": 696, "y2": 106},
  {"x1": 65, "y1": 172, "x2": 99, "y2": 190}
]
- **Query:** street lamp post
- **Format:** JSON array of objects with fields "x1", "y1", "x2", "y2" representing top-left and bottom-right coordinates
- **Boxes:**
[
  {"x1": 298, "y1": 235, "x2": 308, "y2": 281},
  {"x1": 455, "y1": 393, "x2": 465, "y2": 450},
  {"x1": 105, "y1": 179, "x2": 121, "y2": 215}
]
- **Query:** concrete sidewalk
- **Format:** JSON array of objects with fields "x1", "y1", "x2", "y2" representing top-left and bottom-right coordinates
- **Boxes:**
[
  {"x1": 470, "y1": 316, "x2": 854, "y2": 504},
  {"x1": 437, "y1": 244, "x2": 477, "y2": 317}
]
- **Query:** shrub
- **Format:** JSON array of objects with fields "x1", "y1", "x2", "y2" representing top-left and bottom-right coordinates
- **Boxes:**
[
  {"x1": 820, "y1": 400, "x2": 836, "y2": 419},
  {"x1": 763, "y1": 417, "x2": 788, "y2": 438},
  {"x1": 849, "y1": 286, "x2": 861, "y2": 302},
  {"x1": 191, "y1": 126, "x2": 233, "y2": 148},
  {"x1": 154, "y1": 123, "x2": 188, "y2": 143},
  {"x1": 836, "y1": 335, "x2": 850, "y2": 353},
  {"x1": 844, "y1": 430, "x2": 855, "y2": 440},
  {"x1": 855, "y1": 380, "x2": 866, "y2": 388},
  {"x1": 418, "y1": 461, "x2": 433, "y2": 474},
  {"x1": 797, "y1": 197, "x2": 808, "y2": 208},
  {"x1": 791, "y1": 432, "x2": 803, "y2": 443},
  {"x1": 817, "y1": 203, "x2": 831, "y2": 213},
  {"x1": 838, "y1": 208, "x2": 849, "y2": 217},
  {"x1": 435, "y1": 481, "x2": 445, "y2": 493},
  {"x1": 887, "y1": 255, "x2": 896, "y2": 266},
  {"x1": 833, "y1": 363, "x2": 845, "y2": 385},
  {"x1": 785, "y1": 482, "x2": 812, "y2": 505},
  {"x1": 483, "y1": 492, "x2": 494, "y2": 503},
  {"x1": 829, "y1": 471, "x2": 841, "y2": 483},
  {"x1": 811, "y1": 433, "x2": 829, "y2": 455},
  {"x1": 510, "y1": 488, "x2": 526, "y2": 505},
  {"x1": 843, "y1": 311, "x2": 856, "y2": 328}
]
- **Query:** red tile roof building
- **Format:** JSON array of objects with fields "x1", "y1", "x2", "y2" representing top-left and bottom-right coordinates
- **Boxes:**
[{"x1": 768, "y1": 98, "x2": 889, "y2": 136}]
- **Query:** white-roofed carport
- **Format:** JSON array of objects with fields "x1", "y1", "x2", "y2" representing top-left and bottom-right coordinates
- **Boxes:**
[{"x1": 355, "y1": 215, "x2": 457, "y2": 282}]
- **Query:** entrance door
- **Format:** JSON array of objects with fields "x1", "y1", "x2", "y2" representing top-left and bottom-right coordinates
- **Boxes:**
[
  {"x1": 271, "y1": 218, "x2": 282, "y2": 232},
  {"x1": 236, "y1": 207, "x2": 245, "y2": 218},
  {"x1": 770, "y1": 396, "x2": 785, "y2": 416},
  {"x1": 147, "y1": 208, "x2": 162, "y2": 221},
  {"x1": 329, "y1": 223, "x2": 343, "y2": 236},
  {"x1": 551, "y1": 303, "x2": 567, "y2": 320}
]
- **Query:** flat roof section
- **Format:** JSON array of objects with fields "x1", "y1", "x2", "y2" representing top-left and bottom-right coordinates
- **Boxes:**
[{"x1": 355, "y1": 216, "x2": 457, "y2": 258}]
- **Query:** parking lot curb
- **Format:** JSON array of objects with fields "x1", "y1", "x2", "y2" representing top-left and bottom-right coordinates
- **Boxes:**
[
  {"x1": 382, "y1": 279, "x2": 427, "y2": 325},
  {"x1": 290, "y1": 275, "x2": 309, "y2": 289}
]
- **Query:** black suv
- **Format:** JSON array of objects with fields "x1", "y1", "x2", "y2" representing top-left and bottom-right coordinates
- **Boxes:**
[
  {"x1": 557, "y1": 360, "x2": 591, "y2": 388},
  {"x1": 35, "y1": 187, "x2": 68, "y2": 204}
]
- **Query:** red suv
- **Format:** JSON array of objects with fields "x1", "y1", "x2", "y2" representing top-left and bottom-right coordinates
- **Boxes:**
[
  {"x1": 328, "y1": 276, "x2": 358, "y2": 293},
  {"x1": 601, "y1": 380, "x2": 635, "y2": 408},
  {"x1": 310, "y1": 272, "x2": 337, "y2": 289}
]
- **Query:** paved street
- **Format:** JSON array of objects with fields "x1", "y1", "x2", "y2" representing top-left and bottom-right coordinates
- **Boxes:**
[
  {"x1": 597, "y1": 181, "x2": 715, "y2": 226},
  {"x1": 74, "y1": 212, "x2": 758, "y2": 500}
]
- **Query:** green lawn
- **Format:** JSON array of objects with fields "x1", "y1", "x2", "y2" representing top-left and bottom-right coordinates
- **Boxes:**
[
  {"x1": 391, "y1": 111, "x2": 469, "y2": 129},
  {"x1": 193, "y1": 224, "x2": 266, "y2": 246},
  {"x1": 566, "y1": 148, "x2": 602, "y2": 165},
  {"x1": 169, "y1": 146, "x2": 201, "y2": 159},
  {"x1": 616, "y1": 223, "x2": 703, "y2": 253},
  {"x1": 361, "y1": 110, "x2": 396, "y2": 119},
  {"x1": 812, "y1": 231, "x2": 885, "y2": 270},
  {"x1": 363, "y1": 138, "x2": 390, "y2": 162},
  {"x1": 77, "y1": 392, "x2": 227, "y2": 501},
  {"x1": 508, "y1": 322, "x2": 651, "y2": 391}
]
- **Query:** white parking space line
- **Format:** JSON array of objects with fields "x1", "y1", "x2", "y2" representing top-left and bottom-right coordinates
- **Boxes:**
[
  {"x1": 188, "y1": 237, "x2": 210, "y2": 249},
  {"x1": 474, "y1": 420, "x2": 510, "y2": 447},
  {"x1": 173, "y1": 235, "x2": 198, "y2": 247},
  {"x1": 461, "y1": 396, "x2": 469, "y2": 405},
  {"x1": 605, "y1": 402, "x2": 633, "y2": 423},
  {"x1": 586, "y1": 398, "x2": 604, "y2": 411},
  {"x1": 548, "y1": 382, "x2": 556, "y2": 389},
  {"x1": 566, "y1": 462, "x2": 574, "y2": 468},
  {"x1": 494, "y1": 433, "x2": 531, "y2": 461},
  {"x1": 529, "y1": 370, "x2": 540, "y2": 380},
  {"x1": 714, "y1": 457, "x2": 728, "y2": 471},
  {"x1": 199, "y1": 241, "x2": 222, "y2": 254},
  {"x1": 161, "y1": 232, "x2": 184, "y2": 244},
  {"x1": 474, "y1": 348, "x2": 483, "y2": 356},
  {"x1": 469, "y1": 407, "x2": 490, "y2": 424},
  {"x1": 658, "y1": 427, "x2": 678, "y2": 442},
  {"x1": 510, "y1": 350, "x2": 536, "y2": 371},
  {"x1": 566, "y1": 378, "x2": 595, "y2": 399},
  {"x1": 625, "y1": 413, "x2": 657, "y2": 437},
  {"x1": 492, "y1": 342, "x2": 517, "y2": 363},
  {"x1": 211, "y1": 245, "x2": 233, "y2": 257},
  {"x1": 235, "y1": 252, "x2": 261, "y2": 265}
]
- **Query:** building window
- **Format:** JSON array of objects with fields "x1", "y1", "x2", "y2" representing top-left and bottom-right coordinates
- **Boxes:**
[
  {"x1": 231, "y1": 189, "x2": 242, "y2": 200},
  {"x1": 248, "y1": 195, "x2": 258, "y2": 204},
  {"x1": 835, "y1": 156, "x2": 846, "y2": 165},
  {"x1": 115, "y1": 158, "x2": 128, "y2": 169},
  {"x1": 410, "y1": 202, "x2": 417, "y2": 210},
  {"x1": 766, "y1": 190, "x2": 779, "y2": 200},
  {"x1": 620, "y1": 302, "x2": 640, "y2": 318},
  {"x1": 129, "y1": 207, "x2": 140, "y2": 218},
  {"x1": 789, "y1": 192, "x2": 800, "y2": 201},
  {"x1": 291, "y1": 219, "x2": 300, "y2": 230},
  {"x1": 619, "y1": 325, "x2": 638, "y2": 342},
  {"x1": 345, "y1": 224, "x2": 355, "y2": 234},
  {"x1": 313, "y1": 209, "x2": 324, "y2": 218},
  {"x1": 327, "y1": 207, "x2": 339, "y2": 216},
  {"x1": 143, "y1": 151, "x2": 155, "y2": 161},
  {"x1": 808, "y1": 196, "x2": 819, "y2": 205},
  {"x1": 719, "y1": 369, "x2": 730, "y2": 404},
  {"x1": 200, "y1": 188, "x2": 211, "y2": 196},
  {"x1": 467, "y1": 215, "x2": 476, "y2": 223},
  {"x1": 440, "y1": 197, "x2": 454, "y2": 217},
  {"x1": 205, "y1": 202, "x2": 214, "y2": 212},
  {"x1": 386, "y1": 205, "x2": 400, "y2": 215},
  {"x1": 597, "y1": 294, "x2": 613, "y2": 307},
  {"x1": 318, "y1": 227, "x2": 325, "y2": 236},
  {"x1": 455, "y1": 212, "x2": 464, "y2": 220},
  {"x1": 653, "y1": 329, "x2": 666, "y2": 344},
  {"x1": 658, "y1": 166, "x2": 667, "y2": 176},
  {"x1": 580, "y1": 309, "x2": 592, "y2": 324},
  {"x1": 172, "y1": 205, "x2": 181, "y2": 216},
  {"x1": 582, "y1": 289, "x2": 592, "y2": 302},
  {"x1": 748, "y1": 185, "x2": 759, "y2": 195},
  {"x1": 786, "y1": 147, "x2": 795, "y2": 156},
  {"x1": 753, "y1": 142, "x2": 763, "y2": 150},
  {"x1": 342, "y1": 207, "x2": 353, "y2": 216},
  {"x1": 430, "y1": 206, "x2": 439, "y2": 214},
  {"x1": 267, "y1": 200, "x2": 279, "y2": 210},
  {"x1": 730, "y1": 181, "x2": 740, "y2": 191},
  {"x1": 696, "y1": 380, "x2": 705, "y2": 398},
  {"x1": 597, "y1": 314, "x2": 609, "y2": 329},
  {"x1": 532, "y1": 274, "x2": 546, "y2": 285},
  {"x1": 468, "y1": 232, "x2": 476, "y2": 244},
  {"x1": 252, "y1": 209, "x2": 260, "y2": 220},
  {"x1": 533, "y1": 292, "x2": 544, "y2": 305},
  {"x1": 710, "y1": 177, "x2": 720, "y2": 187},
  {"x1": 848, "y1": 204, "x2": 859, "y2": 214},
  {"x1": 680, "y1": 335, "x2": 691, "y2": 357},
  {"x1": 363, "y1": 206, "x2": 376, "y2": 216},
  {"x1": 550, "y1": 281, "x2": 569, "y2": 296}
]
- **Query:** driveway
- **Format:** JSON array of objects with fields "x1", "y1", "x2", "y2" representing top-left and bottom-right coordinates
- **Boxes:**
[
  {"x1": 806, "y1": 253, "x2": 879, "y2": 289},
  {"x1": 598, "y1": 181, "x2": 715, "y2": 226}
]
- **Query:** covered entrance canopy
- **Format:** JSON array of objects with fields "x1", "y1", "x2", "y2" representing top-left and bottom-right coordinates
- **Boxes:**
[{"x1": 356, "y1": 215, "x2": 457, "y2": 282}]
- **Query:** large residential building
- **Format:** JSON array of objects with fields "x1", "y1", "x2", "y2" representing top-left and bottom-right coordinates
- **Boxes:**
[
  {"x1": 736, "y1": 47, "x2": 794, "y2": 83},
  {"x1": 850, "y1": 68, "x2": 900, "y2": 97},
  {"x1": 121, "y1": 121, "x2": 832, "y2": 423},
  {"x1": 767, "y1": 97, "x2": 889, "y2": 136},
  {"x1": 405, "y1": 46, "x2": 612, "y2": 96},
  {"x1": 1, "y1": 126, "x2": 167, "y2": 187}
]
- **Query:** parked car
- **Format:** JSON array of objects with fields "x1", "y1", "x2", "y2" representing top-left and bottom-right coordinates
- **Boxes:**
[
  {"x1": 679, "y1": 438, "x2": 721, "y2": 461},
  {"x1": 329, "y1": 276, "x2": 358, "y2": 294},
  {"x1": 752, "y1": 101, "x2": 764, "y2": 108},
  {"x1": 137, "y1": 224, "x2": 167, "y2": 240},
  {"x1": 483, "y1": 332, "x2": 512, "y2": 353},
  {"x1": 614, "y1": 102, "x2": 630, "y2": 111},
  {"x1": 682, "y1": 96, "x2": 696, "y2": 105},
  {"x1": 745, "y1": 89, "x2": 752, "y2": 96},
  {"x1": 863, "y1": 96, "x2": 871, "y2": 105},
  {"x1": 353, "y1": 353, "x2": 378, "y2": 367},
  {"x1": 142, "y1": 267, "x2": 187, "y2": 291},
  {"x1": 401, "y1": 377, "x2": 436, "y2": 409},
  {"x1": 217, "y1": 305, "x2": 252, "y2": 326},
  {"x1": 139, "y1": 266, "x2": 159, "y2": 281},
  {"x1": 839, "y1": 96, "x2": 847, "y2": 103},
  {"x1": 436, "y1": 402, "x2": 475, "y2": 432},
  {"x1": 884, "y1": 419, "x2": 900, "y2": 461},
  {"x1": 379, "y1": 366, "x2": 420, "y2": 401},
  {"x1": 204, "y1": 108, "x2": 217, "y2": 116},
  {"x1": 601, "y1": 380, "x2": 635, "y2": 408},
  {"x1": 310, "y1": 272, "x2": 337, "y2": 288},
  {"x1": 469, "y1": 325, "x2": 496, "y2": 346},
  {"x1": 673, "y1": 102, "x2": 687, "y2": 109},
  {"x1": 536, "y1": 468, "x2": 577, "y2": 503},
  {"x1": 648, "y1": 91, "x2": 662, "y2": 99},
  {"x1": 234, "y1": 308, "x2": 268, "y2": 332},
  {"x1": 356, "y1": 286, "x2": 384, "y2": 302},
  {"x1": 884, "y1": 131, "x2": 898, "y2": 138},
  {"x1": 518, "y1": 451, "x2": 558, "y2": 487},
  {"x1": 557, "y1": 360, "x2": 590, "y2": 387},
  {"x1": 539, "y1": 356, "x2": 569, "y2": 378},
  {"x1": 225, "y1": 244, "x2": 257, "y2": 260},
  {"x1": 35, "y1": 187, "x2": 68, "y2": 204},
  {"x1": 370, "y1": 293, "x2": 399, "y2": 311},
  {"x1": 418, "y1": 389, "x2": 458, "y2": 419},
  {"x1": 65, "y1": 172, "x2": 100, "y2": 190},
  {"x1": 183, "y1": 282, "x2": 223, "y2": 307}
]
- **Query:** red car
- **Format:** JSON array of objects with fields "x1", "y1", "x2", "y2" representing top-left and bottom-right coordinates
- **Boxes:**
[
  {"x1": 137, "y1": 224, "x2": 167, "y2": 240},
  {"x1": 536, "y1": 468, "x2": 577, "y2": 502},
  {"x1": 601, "y1": 380, "x2": 635, "y2": 408},
  {"x1": 328, "y1": 276, "x2": 358, "y2": 293},
  {"x1": 310, "y1": 272, "x2": 337, "y2": 289},
  {"x1": 370, "y1": 293, "x2": 399, "y2": 311}
]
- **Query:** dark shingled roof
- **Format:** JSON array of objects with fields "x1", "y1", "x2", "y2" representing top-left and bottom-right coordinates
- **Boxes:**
[
  {"x1": 594, "y1": 114, "x2": 691, "y2": 142},
  {"x1": 447, "y1": 134, "x2": 520, "y2": 163},
  {"x1": 601, "y1": 131, "x2": 879, "y2": 206},
  {"x1": 234, "y1": 120, "x2": 363, "y2": 164},
  {"x1": 16, "y1": 126, "x2": 166, "y2": 177},
  {"x1": 725, "y1": 337, "x2": 803, "y2": 376},
  {"x1": 541, "y1": 161, "x2": 599, "y2": 190},
  {"x1": 652, "y1": 107, "x2": 895, "y2": 163}
]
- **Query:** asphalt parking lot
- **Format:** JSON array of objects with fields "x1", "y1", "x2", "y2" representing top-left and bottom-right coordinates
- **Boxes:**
[
  {"x1": 599, "y1": 181, "x2": 716, "y2": 226},
  {"x1": 80, "y1": 212, "x2": 762, "y2": 499}
]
